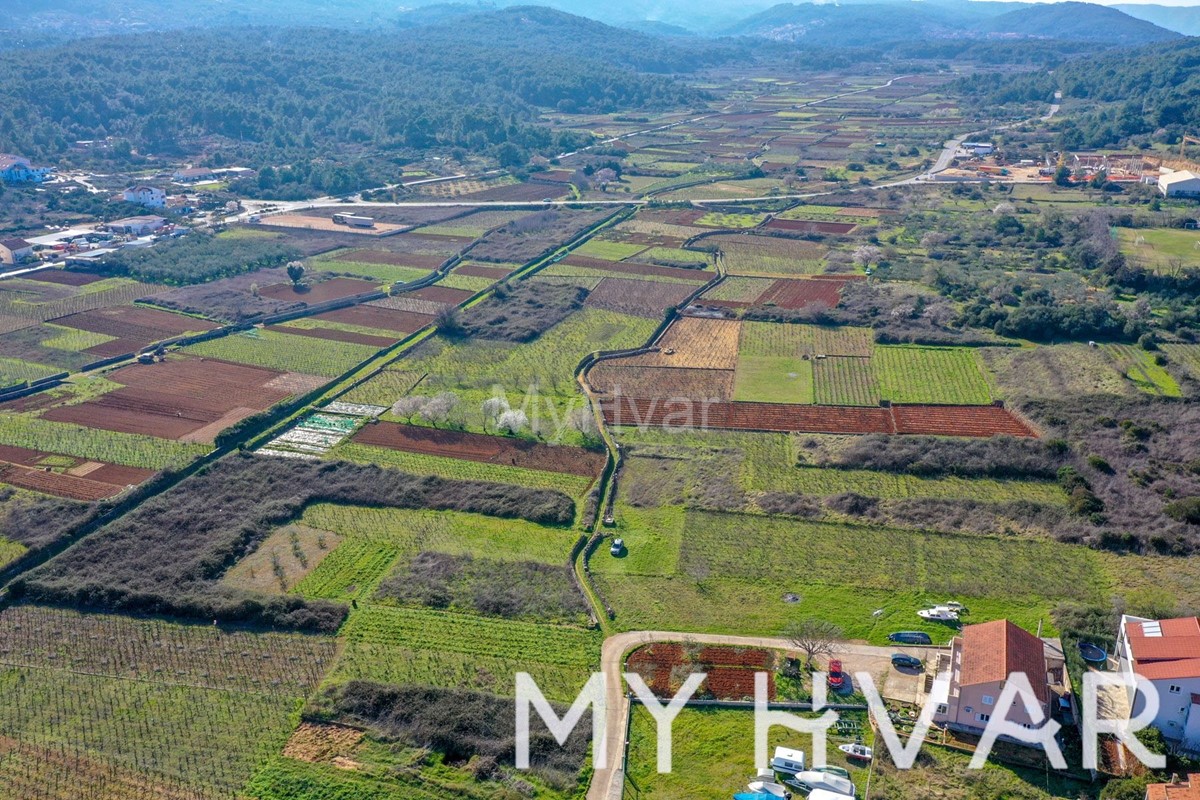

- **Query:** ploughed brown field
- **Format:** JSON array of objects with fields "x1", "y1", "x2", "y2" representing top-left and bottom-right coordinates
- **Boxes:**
[
  {"x1": 0, "y1": 442, "x2": 156, "y2": 500},
  {"x1": 626, "y1": 643, "x2": 776, "y2": 701},
  {"x1": 52, "y1": 305, "x2": 219, "y2": 357},
  {"x1": 42, "y1": 355, "x2": 324, "y2": 443},
  {"x1": 560, "y1": 255, "x2": 711, "y2": 282},
  {"x1": 601, "y1": 397, "x2": 1036, "y2": 438},
  {"x1": 338, "y1": 250, "x2": 447, "y2": 270},
  {"x1": 353, "y1": 421, "x2": 606, "y2": 477},
  {"x1": 408, "y1": 285, "x2": 475, "y2": 305},
  {"x1": 311, "y1": 306, "x2": 434, "y2": 335},
  {"x1": 583, "y1": 277, "x2": 697, "y2": 318},
  {"x1": 455, "y1": 264, "x2": 515, "y2": 280},
  {"x1": 22, "y1": 270, "x2": 108, "y2": 287},
  {"x1": 257, "y1": 278, "x2": 378, "y2": 304}
]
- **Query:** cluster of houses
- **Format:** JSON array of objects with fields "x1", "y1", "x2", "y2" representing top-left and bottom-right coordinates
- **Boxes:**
[
  {"x1": 0, "y1": 153, "x2": 52, "y2": 184},
  {"x1": 916, "y1": 614, "x2": 1200, "y2": 797}
]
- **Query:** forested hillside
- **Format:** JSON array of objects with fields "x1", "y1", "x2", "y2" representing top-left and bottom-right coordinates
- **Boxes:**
[{"x1": 0, "y1": 9, "x2": 729, "y2": 172}]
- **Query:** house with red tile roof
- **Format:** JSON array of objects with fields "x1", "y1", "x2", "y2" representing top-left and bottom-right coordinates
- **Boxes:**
[
  {"x1": 932, "y1": 619, "x2": 1056, "y2": 741},
  {"x1": 1145, "y1": 773, "x2": 1200, "y2": 799},
  {"x1": 1118, "y1": 616, "x2": 1200, "y2": 750}
]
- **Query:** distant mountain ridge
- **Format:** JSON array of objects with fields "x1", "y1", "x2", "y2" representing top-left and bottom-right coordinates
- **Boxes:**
[{"x1": 723, "y1": 0, "x2": 1181, "y2": 45}]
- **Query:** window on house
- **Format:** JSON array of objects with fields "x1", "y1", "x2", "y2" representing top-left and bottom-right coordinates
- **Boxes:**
[
  {"x1": 936, "y1": 704, "x2": 948, "y2": 715},
  {"x1": 977, "y1": 713, "x2": 991, "y2": 723},
  {"x1": 982, "y1": 695, "x2": 994, "y2": 706},
  {"x1": 1170, "y1": 685, "x2": 1182, "y2": 694},
  {"x1": 964, "y1": 706, "x2": 973, "y2": 714}
]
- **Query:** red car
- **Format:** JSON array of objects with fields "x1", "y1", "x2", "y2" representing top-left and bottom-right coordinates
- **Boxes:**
[{"x1": 827, "y1": 659, "x2": 845, "y2": 691}]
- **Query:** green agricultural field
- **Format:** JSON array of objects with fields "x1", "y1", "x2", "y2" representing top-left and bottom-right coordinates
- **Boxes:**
[
  {"x1": 380, "y1": 306, "x2": 656, "y2": 443},
  {"x1": 733, "y1": 356, "x2": 814, "y2": 404},
  {"x1": 1163, "y1": 344, "x2": 1200, "y2": 382},
  {"x1": 1117, "y1": 227, "x2": 1200, "y2": 273},
  {"x1": 873, "y1": 345, "x2": 993, "y2": 405},
  {"x1": 1102, "y1": 344, "x2": 1182, "y2": 397},
  {"x1": 309, "y1": 251, "x2": 435, "y2": 285},
  {"x1": 435, "y1": 272, "x2": 494, "y2": 293},
  {"x1": 627, "y1": 706, "x2": 873, "y2": 800},
  {"x1": 0, "y1": 413, "x2": 209, "y2": 468},
  {"x1": 0, "y1": 606, "x2": 335, "y2": 797},
  {"x1": 633, "y1": 246, "x2": 712, "y2": 266},
  {"x1": 539, "y1": 263, "x2": 708, "y2": 286},
  {"x1": 184, "y1": 328, "x2": 380, "y2": 378},
  {"x1": 705, "y1": 277, "x2": 774, "y2": 303},
  {"x1": 695, "y1": 211, "x2": 766, "y2": 229},
  {"x1": 328, "y1": 605, "x2": 600, "y2": 703},
  {"x1": 0, "y1": 356, "x2": 62, "y2": 387},
  {"x1": 280, "y1": 316, "x2": 400, "y2": 341},
  {"x1": 337, "y1": 369, "x2": 425, "y2": 406},
  {"x1": 738, "y1": 320, "x2": 809, "y2": 357},
  {"x1": 573, "y1": 239, "x2": 647, "y2": 260},
  {"x1": 0, "y1": 536, "x2": 25, "y2": 569},
  {"x1": 982, "y1": 344, "x2": 1135, "y2": 399},
  {"x1": 592, "y1": 508, "x2": 1105, "y2": 641},
  {"x1": 871, "y1": 742, "x2": 1094, "y2": 800},
  {"x1": 332, "y1": 441, "x2": 596, "y2": 497},
  {"x1": 769, "y1": 466, "x2": 1065, "y2": 504},
  {"x1": 814, "y1": 356, "x2": 880, "y2": 405}
]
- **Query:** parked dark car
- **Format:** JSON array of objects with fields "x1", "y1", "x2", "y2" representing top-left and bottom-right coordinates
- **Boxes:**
[
  {"x1": 891, "y1": 654, "x2": 923, "y2": 670},
  {"x1": 888, "y1": 631, "x2": 932, "y2": 645}
]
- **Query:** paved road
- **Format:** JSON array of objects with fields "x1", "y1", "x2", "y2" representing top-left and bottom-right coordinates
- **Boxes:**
[{"x1": 587, "y1": 631, "x2": 929, "y2": 800}]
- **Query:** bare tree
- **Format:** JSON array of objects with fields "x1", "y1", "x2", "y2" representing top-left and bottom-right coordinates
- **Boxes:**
[{"x1": 784, "y1": 618, "x2": 845, "y2": 669}]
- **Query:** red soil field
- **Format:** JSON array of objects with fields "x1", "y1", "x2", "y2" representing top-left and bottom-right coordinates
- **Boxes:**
[
  {"x1": 23, "y1": 270, "x2": 107, "y2": 286},
  {"x1": 339, "y1": 250, "x2": 447, "y2": 270},
  {"x1": 313, "y1": 306, "x2": 434, "y2": 335},
  {"x1": 455, "y1": 264, "x2": 515, "y2": 280},
  {"x1": 353, "y1": 421, "x2": 606, "y2": 477},
  {"x1": 560, "y1": 255, "x2": 711, "y2": 282},
  {"x1": 764, "y1": 219, "x2": 857, "y2": 234},
  {"x1": 55, "y1": 306, "x2": 219, "y2": 357},
  {"x1": 0, "y1": 464, "x2": 128, "y2": 501},
  {"x1": 601, "y1": 397, "x2": 894, "y2": 434},
  {"x1": 891, "y1": 404, "x2": 1037, "y2": 438},
  {"x1": 584, "y1": 277, "x2": 696, "y2": 318},
  {"x1": 409, "y1": 285, "x2": 475, "y2": 305},
  {"x1": 602, "y1": 397, "x2": 1037, "y2": 438},
  {"x1": 757, "y1": 278, "x2": 846, "y2": 309},
  {"x1": 626, "y1": 643, "x2": 775, "y2": 700},
  {"x1": 637, "y1": 209, "x2": 707, "y2": 227},
  {"x1": 79, "y1": 463, "x2": 156, "y2": 486},
  {"x1": 41, "y1": 356, "x2": 299, "y2": 442},
  {"x1": 258, "y1": 278, "x2": 378, "y2": 304},
  {"x1": 267, "y1": 325, "x2": 397, "y2": 348},
  {"x1": 588, "y1": 364, "x2": 735, "y2": 401}
]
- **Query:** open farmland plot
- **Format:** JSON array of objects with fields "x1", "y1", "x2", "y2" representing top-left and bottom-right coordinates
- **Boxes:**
[
  {"x1": 41, "y1": 355, "x2": 322, "y2": 443},
  {"x1": 353, "y1": 421, "x2": 605, "y2": 478},
  {"x1": 733, "y1": 355, "x2": 814, "y2": 404},
  {"x1": 588, "y1": 364, "x2": 735, "y2": 402},
  {"x1": 813, "y1": 356, "x2": 880, "y2": 406},
  {"x1": 0, "y1": 441, "x2": 155, "y2": 499},
  {"x1": 982, "y1": 344, "x2": 1136, "y2": 399},
  {"x1": 701, "y1": 276, "x2": 775, "y2": 304},
  {"x1": 310, "y1": 304, "x2": 434, "y2": 336},
  {"x1": 593, "y1": 509, "x2": 1104, "y2": 639},
  {"x1": 329, "y1": 605, "x2": 599, "y2": 703},
  {"x1": 0, "y1": 605, "x2": 336, "y2": 798},
  {"x1": 891, "y1": 405, "x2": 1037, "y2": 438},
  {"x1": 257, "y1": 277, "x2": 379, "y2": 305},
  {"x1": 583, "y1": 277, "x2": 696, "y2": 318},
  {"x1": 873, "y1": 346, "x2": 993, "y2": 405},
  {"x1": 376, "y1": 306, "x2": 656, "y2": 443},
  {"x1": 558, "y1": 254, "x2": 714, "y2": 283},
  {"x1": 764, "y1": 218, "x2": 857, "y2": 234},
  {"x1": 757, "y1": 276, "x2": 858, "y2": 310},
  {"x1": 0, "y1": 276, "x2": 168, "y2": 326},
  {"x1": 619, "y1": 317, "x2": 741, "y2": 370},
  {"x1": 52, "y1": 304, "x2": 219, "y2": 357},
  {"x1": 707, "y1": 233, "x2": 828, "y2": 276},
  {"x1": 1102, "y1": 343, "x2": 1182, "y2": 397},
  {"x1": 601, "y1": 397, "x2": 895, "y2": 434},
  {"x1": 183, "y1": 328, "x2": 379, "y2": 378}
]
